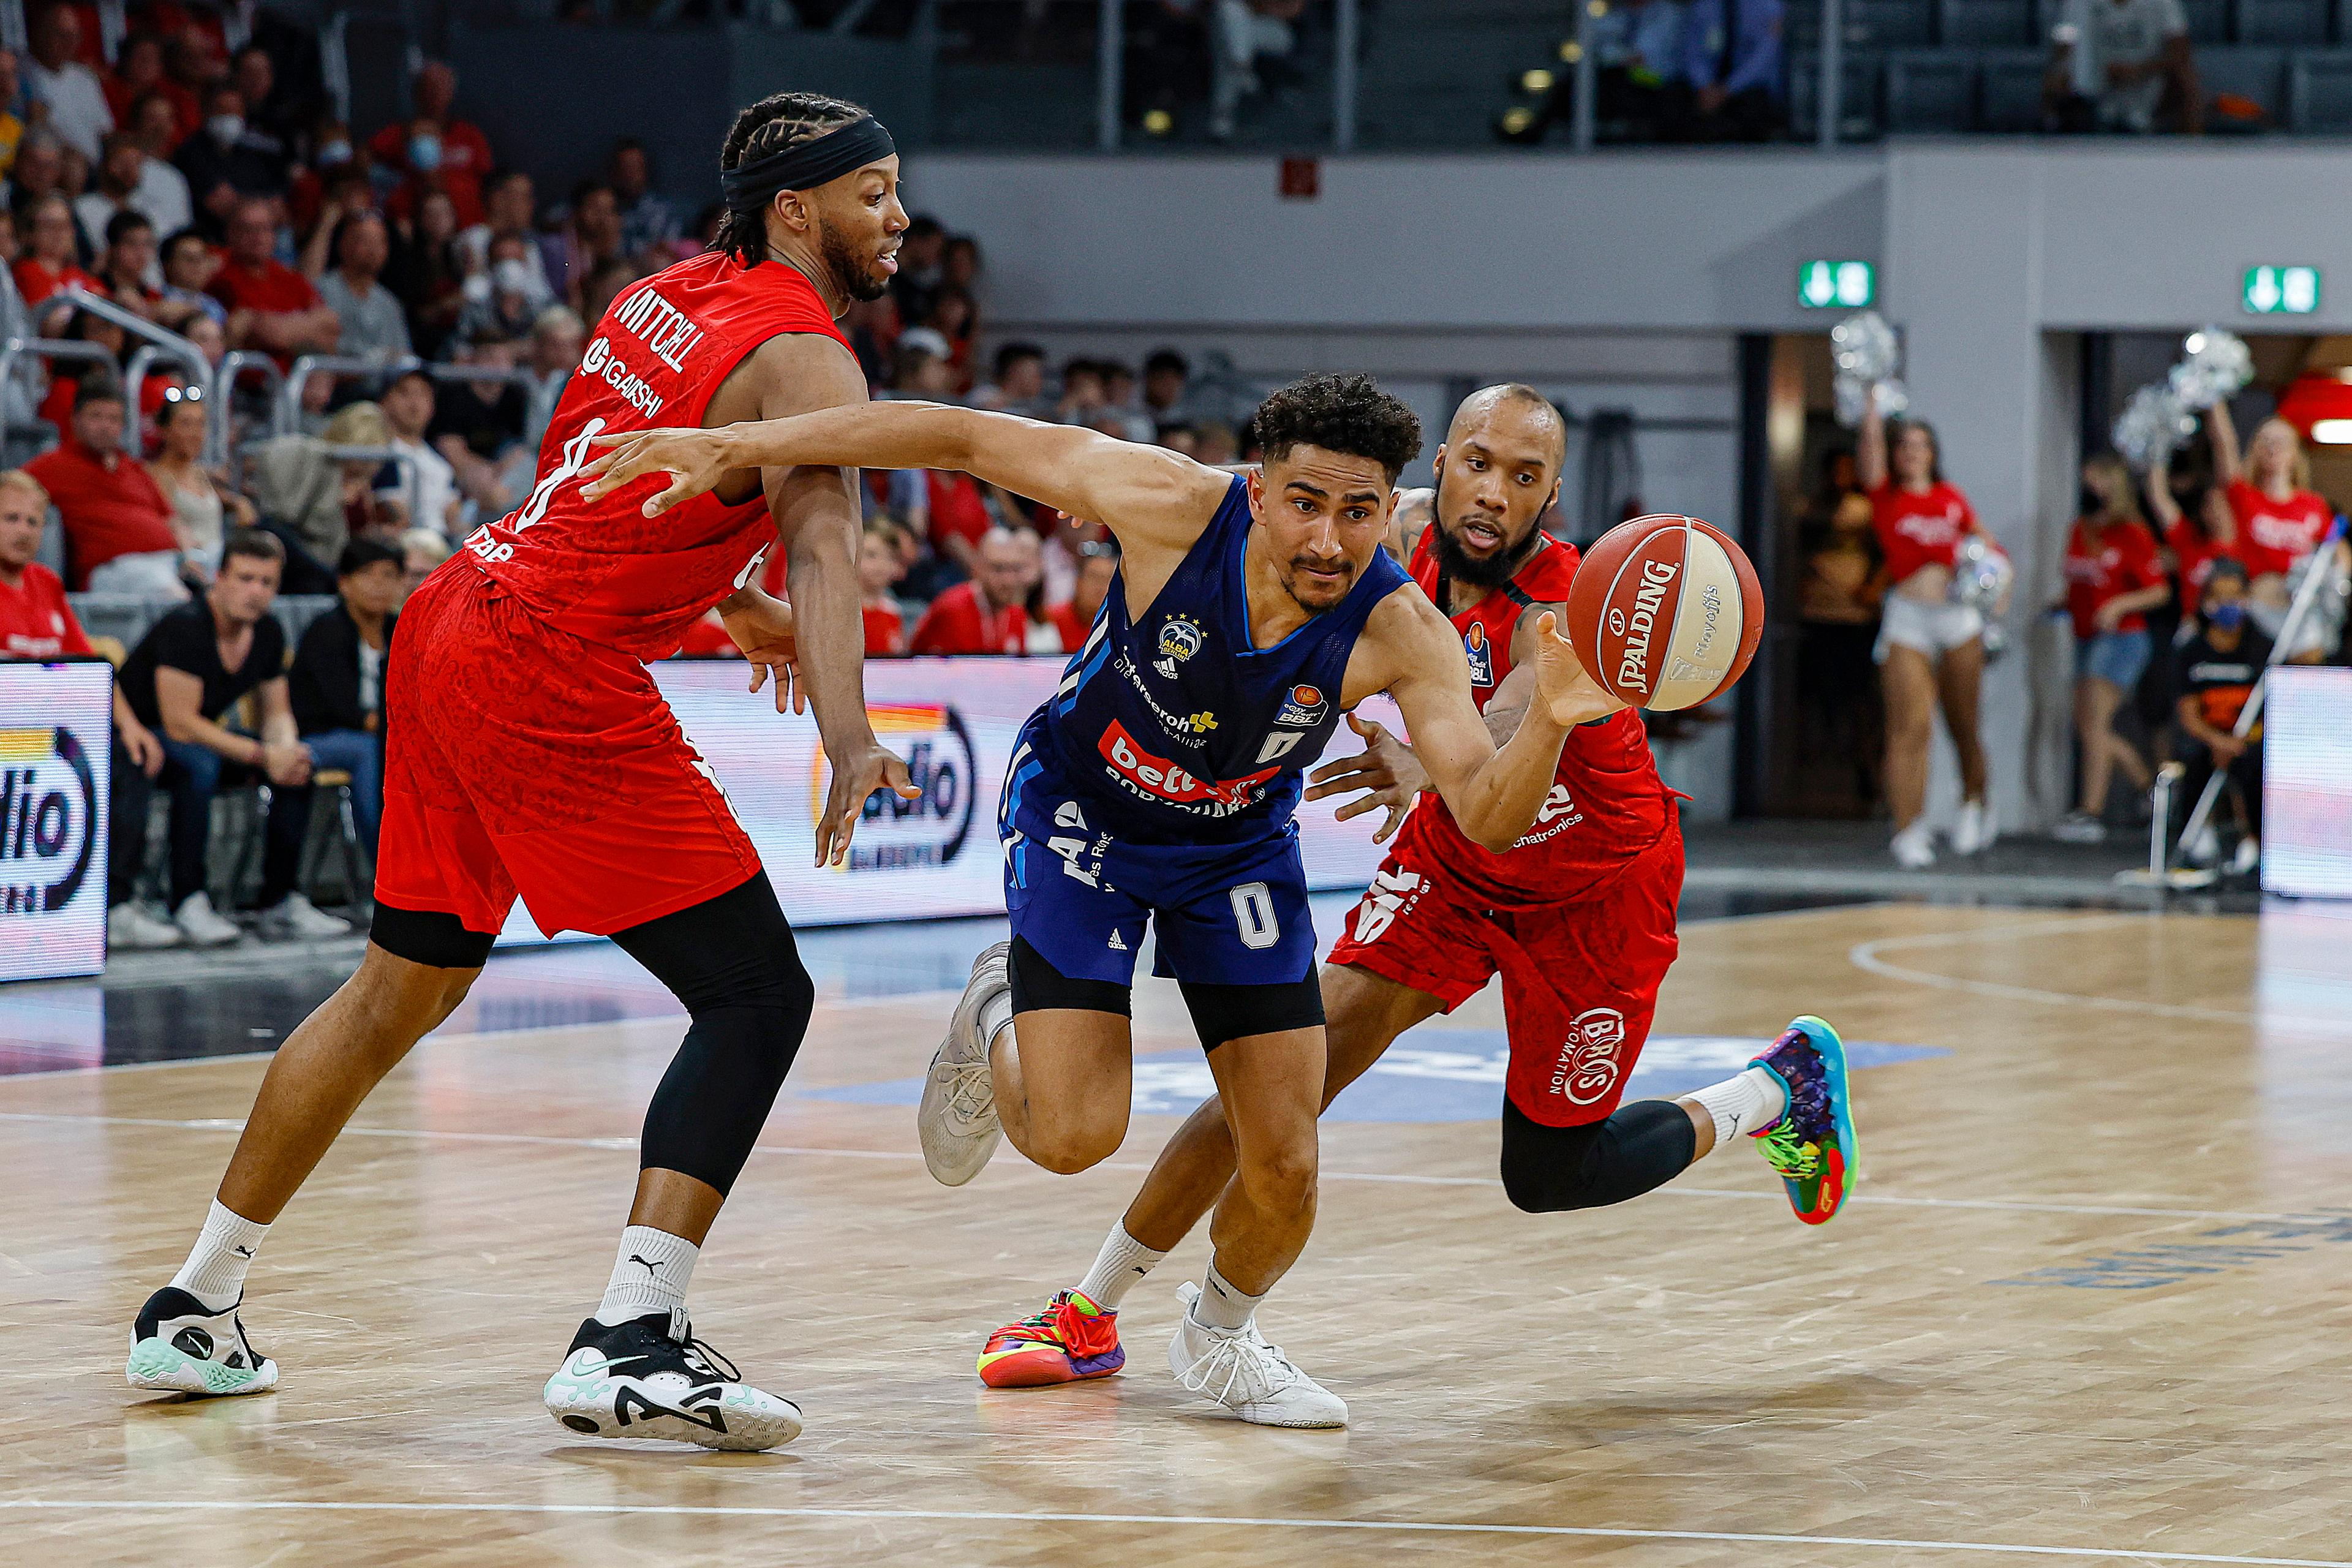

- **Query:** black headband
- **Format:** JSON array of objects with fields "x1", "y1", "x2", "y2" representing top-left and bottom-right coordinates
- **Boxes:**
[{"x1": 721, "y1": 116, "x2": 895, "y2": 212}]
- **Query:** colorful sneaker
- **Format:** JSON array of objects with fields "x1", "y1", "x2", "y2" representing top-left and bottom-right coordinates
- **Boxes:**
[
  {"x1": 1748, "y1": 1015, "x2": 1856, "y2": 1226},
  {"x1": 542, "y1": 1309, "x2": 803, "y2": 1451},
  {"x1": 978, "y1": 1290, "x2": 1126, "y2": 1388},
  {"x1": 126, "y1": 1286, "x2": 279, "y2": 1396}
]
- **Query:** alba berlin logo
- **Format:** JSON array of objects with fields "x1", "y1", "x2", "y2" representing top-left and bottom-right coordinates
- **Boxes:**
[{"x1": 0, "y1": 723, "x2": 99, "y2": 914}]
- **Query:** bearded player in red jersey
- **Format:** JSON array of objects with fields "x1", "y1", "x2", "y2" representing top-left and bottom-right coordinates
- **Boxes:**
[
  {"x1": 124, "y1": 95, "x2": 919, "y2": 1452},
  {"x1": 973, "y1": 385, "x2": 1854, "y2": 1390}
]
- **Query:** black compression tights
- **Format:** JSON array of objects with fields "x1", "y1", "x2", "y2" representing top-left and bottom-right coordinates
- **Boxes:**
[
  {"x1": 611, "y1": 875, "x2": 816, "y2": 1196},
  {"x1": 1498, "y1": 1098, "x2": 1698, "y2": 1214}
]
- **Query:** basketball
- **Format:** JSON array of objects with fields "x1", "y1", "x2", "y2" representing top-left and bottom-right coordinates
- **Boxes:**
[{"x1": 1563, "y1": 514, "x2": 1765, "y2": 711}]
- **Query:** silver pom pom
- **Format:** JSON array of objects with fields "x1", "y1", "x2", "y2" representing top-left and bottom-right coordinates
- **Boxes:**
[
  {"x1": 1831, "y1": 311, "x2": 1899, "y2": 383},
  {"x1": 2113, "y1": 382, "x2": 2198, "y2": 468},
  {"x1": 1950, "y1": 532, "x2": 2013, "y2": 616},
  {"x1": 2167, "y1": 328, "x2": 2254, "y2": 413}
]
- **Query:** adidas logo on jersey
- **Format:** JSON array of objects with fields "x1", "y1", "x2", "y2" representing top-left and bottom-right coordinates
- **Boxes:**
[{"x1": 1107, "y1": 930, "x2": 1128, "y2": 951}]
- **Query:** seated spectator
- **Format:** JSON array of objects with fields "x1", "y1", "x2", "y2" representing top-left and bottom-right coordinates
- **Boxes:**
[
  {"x1": 390, "y1": 187, "x2": 469, "y2": 360},
  {"x1": 95, "y1": 212, "x2": 195, "y2": 330},
  {"x1": 889, "y1": 327, "x2": 959, "y2": 400},
  {"x1": 125, "y1": 92, "x2": 197, "y2": 237},
  {"x1": 2054, "y1": 456, "x2": 2168, "y2": 842},
  {"x1": 7, "y1": 127, "x2": 69, "y2": 223},
  {"x1": 1143, "y1": 347, "x2": 1194, "y2": 430},
  {"x1": 521, "y1": 305, "x2": 584, "y2": 453},
  {"x1": 1052, "y1": 539, "x2": 1120, "y2": 646},
  {"x1": 579, "y1": 257, "x2": 643, "y2": 331},
  {"x1": 211, "y1": 197, "x2": 339, "y2": 364},
  {"x1": 110, "y1": 529, "x2": 347, "y2": 946},
  {"x1": 75, "y1": 134, "x2": 148, "y2": 257},
  {"x1": 285, "y1": 537, "x2": 401, "y2": 858},
  {"x1": 1055, "y1": 358, "x2": 1109, "y2": 426},
  {"x1": 176, "y1": 86, "x2": 292, "y2": 222},
  {"x1": 457, "y1": 168, "x2": 553, "y2": 301},
  {"x1": 107, "y1": 34, "x2": 198, "y2": 148},
  {"x1": 23, "y1": 3, "x2": 111, "y2": 163},
  {"x1": 380, "y1": 368, "x2": 462, "y2": 538},
  {"x1": 428, "y1": 331, "x2": 529, "y2": 517},
  {"x1": 371, "y1": 59, "x2": 494, "y2": 230},
  {"x1": 861, "y1": 518, "x2": 911, "y2": 656},
  {"x1": 2170, "y1": 559, "x2": 2269, "y2": 870},
  {"x1": 230, "y1": 43, "x2": 301, "y2": 153},
  {"x1": 927, "y1": 286, "x2": 976, "y2": 383},
  {"x1": 0, "y1": 469, "x2": 178, "y2": 948},
  {"x1": 545, "y1": 179, "x2": 625, "y2": 312},
  {"x1": 398, "y1": 524, "x2": 452, "y2": 602},
  {"x1": 245, "y1": 399, "x2": 393, "y2": 590},
  {"x1": 13, "y1": 192, "x2": 99, "y2": 325},
  {"x1": 456, "y1": 238, "x2": 553, "y2": 344},
  {"x1": 943, "y1": 232, "x2": 981, "y2": 294},
  {"x1": 31, "y1": 308, "x2": 168, "y2": 435},
  {"x1": 159, "y1": 227, "x2": 227, "y2": 326},
  {"x1": 608, "y1": 138, "x2": 678, "y2": 259},
  {"x1": 316, "y1": 209, "x2": 413, "y2": 363},
  {"x1": 911, "y1": 525, "x2": 1066, "y2": 654},
  {"x1": 0, "y1": 50, "x2": 24, "y2": 179},
  {"x1": 287, "y1": 126, "x2": 370, "y2": 238},
  {"x1": 973, "y1": 342, "x2": 1047, "y2": 415},
  {"x1": 1664, "y1": 0, "x2": 1784, "y2": 143},
  {"x1": 889, "y1": 214, "x2": 946, "y2": 331},
  {"x1": 147, "y1": 385, "x2": 257, "y2": 585},
  {"x1": 26, "y1": 377, "x2": 187, "y2": 595},
  {"x1": 2045, "y1": 0, "x2": 2199, "y2": 135}
]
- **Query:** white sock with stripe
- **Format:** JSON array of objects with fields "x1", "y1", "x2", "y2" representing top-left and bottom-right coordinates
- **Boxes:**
[
  {"x1": 594, "y1": 1226, "x2": 699, "y2": 1326},
  {"x1": 169, "y1": 1200, "x2": 270, "y2": 1313},
  {"x1": 1687, "y1": 1066, "x2": 1790, "y2": 1148}
]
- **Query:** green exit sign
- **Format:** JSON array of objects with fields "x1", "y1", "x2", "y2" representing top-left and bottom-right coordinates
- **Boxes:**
[
  {"x1": 1799, "y1": 259, "x2": 1875, "y2": 309},
  {"x1": 2244, "y1": 265, "x2": 2320, "y2": 314}
]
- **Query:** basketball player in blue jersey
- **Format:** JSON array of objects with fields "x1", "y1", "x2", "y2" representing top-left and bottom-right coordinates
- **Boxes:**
[{"x1": 582, "y1": 374, "x2": 1624, "y2": 1428}]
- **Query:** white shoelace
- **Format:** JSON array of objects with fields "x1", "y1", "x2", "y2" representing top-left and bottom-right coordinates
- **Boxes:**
[
  {"x1": 938, "y1": 1055, "x2": 997, "y2": 1126},
  {"x1": 1176, "y1": 1324, "x2": 1305, "y2": 1408}
]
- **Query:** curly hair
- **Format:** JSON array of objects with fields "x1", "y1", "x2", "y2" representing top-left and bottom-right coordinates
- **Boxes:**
[
  {"x1": 1251, "y1": 373, "x2": 1423, "y2": 484},
  {"x1": 711, "y1": 92, "x2": 870, "y2": 266}
]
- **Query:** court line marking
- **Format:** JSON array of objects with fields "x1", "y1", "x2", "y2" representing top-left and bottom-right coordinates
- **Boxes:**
[
  {"x1": 0, "y1": 1499, "x2": 2335, "y2": 1564},
  {"x1": 0, "y1": 1110, "x2": 2301, "y2": 1225},
  {"x1": 1846, "y1": 913, "x2": 2272, "y2": 1026}
]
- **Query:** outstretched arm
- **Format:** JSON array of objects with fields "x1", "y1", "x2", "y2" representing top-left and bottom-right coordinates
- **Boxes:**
[
  {"x1": 1856, "y1": 383, "x2": 1889, "y2": 493},
  {"x1": 2207, "y1": 402, "x2": 2242, "y2": 487},
  {"x1": 1368, "y1": 592, "x2": 1621, "y2": 852},
  {"x1": 582, "y1": 402, "x2": 1230, "y2": 560}
]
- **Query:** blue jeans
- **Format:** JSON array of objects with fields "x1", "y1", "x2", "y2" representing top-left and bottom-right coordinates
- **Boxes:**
[
  {"x1": 108, "y1": 735, "x2": 303, "y2": 910},
  {"x1": 301, "y1": 728, "x2": 385, "y2": 852}
]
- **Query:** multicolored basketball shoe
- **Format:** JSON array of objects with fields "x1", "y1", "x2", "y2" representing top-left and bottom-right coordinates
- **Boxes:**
[
  {"x1": 1748, "y1": 1014, "x2": 1856, "y2": 1225},
  {"x1": 977, "y1": 1291, "x2": 1125, "y2": 1388}
]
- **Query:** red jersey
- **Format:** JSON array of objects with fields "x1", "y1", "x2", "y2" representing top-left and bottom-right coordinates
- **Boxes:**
[
  {"x1": 2225, "y1": 480, "x2": 2333, "y2": 579},
  {"x1": 2064, "y1": 519, "x2": 2165, "y2": 639},
  {"x1": 0, "y1": 564, "x2": 91, "y2": 658},
  {"x1": 464, "y1": 249, "x2": 853, "y2": 660},
  {"x1": 1390, "y1": 526, "x2": 1673, "y2": 908},
  {"x1": 2165, "y1": 516, "x2": 2237, "y2": 616},
  {"x1": 24, "y1": 439, "x2": 179, "y2": 586},
  {"x1": 910, "y1": 581, "x2": 1040, "y2": 655},
  {"x1": 14, "y1": 257, "x2": 99, "y2": 307},
  {"x1": 864, "y1": 600, "x2": 906, "y2": 656},
  {"x1": 1870, "y1": 480, "x2": 1977, "y2": 582}
]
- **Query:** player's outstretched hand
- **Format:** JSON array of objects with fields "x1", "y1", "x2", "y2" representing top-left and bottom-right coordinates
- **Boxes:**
[
  {"x1": 718, "y1": 591, "x2": 804, "y2": 714},
  {"x1": 816, "y1": 742, "x2": 922, "y2": 867},
  {"x1": 579, "y1": 427, "x2": 740, "y2": 517},
  {"x1": 1303, "y1": 712, "x2": 1427, "y2": 843},
  {"x1": 1532, "y1": 611, "x2": 1627, "y2": 728}
]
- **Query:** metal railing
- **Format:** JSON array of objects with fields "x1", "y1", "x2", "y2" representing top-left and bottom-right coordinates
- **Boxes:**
[{"x1": 43, "y1": 287, "x2": 213, "y2": 448}]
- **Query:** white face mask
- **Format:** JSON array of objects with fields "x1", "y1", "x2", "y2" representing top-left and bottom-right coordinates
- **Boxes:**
[{"x1": 208, "y1": 114, "x2": 245, "y2": 145}]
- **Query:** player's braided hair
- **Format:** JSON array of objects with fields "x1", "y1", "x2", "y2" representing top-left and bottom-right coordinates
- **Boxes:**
[
  {"x1": 712, "y1": 92, "x2": 870, "y2": 266},
  {"x1": 1252, "y1": 373, "x2": 1423, "y2": 484}
]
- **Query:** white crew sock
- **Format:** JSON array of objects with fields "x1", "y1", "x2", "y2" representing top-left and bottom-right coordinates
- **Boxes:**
[
  {"x1": 1687, "y1": 1065, "x2": 1791, "y2": 1148},
  {"x1": 979, "y1": 987, "x2": 1015, "y2": 1054},
  {"x1": 1074, "y1": 1223, "x2": 1167, "y2": 1311},
  {"x1": 594, "y1": 1226, "x2": 699, "y2": 1327},
  {"x1": 169, "y1": 1199, "x2": 270, "y2": 1313},
  {"x1": 1190, "y1": 1259, "x2": 1265, "y2": 1332}
]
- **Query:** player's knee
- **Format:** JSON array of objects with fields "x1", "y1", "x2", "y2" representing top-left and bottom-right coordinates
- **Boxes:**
[
  {"x1": 1023, "y1": 1121, "x2": 1123, "y2": 1175},
  {"x1": 1237, "y1": 1134, "x2": 1319, "y2": 1218}
]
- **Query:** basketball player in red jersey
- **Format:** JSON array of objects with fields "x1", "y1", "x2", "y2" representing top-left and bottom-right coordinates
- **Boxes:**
[
  {"x1": 124, "y1": 94, "x2": 918, "y2": 1452},
  {"x1": 967, "y1": 386, "x2": 1854, "y2": 1390}
]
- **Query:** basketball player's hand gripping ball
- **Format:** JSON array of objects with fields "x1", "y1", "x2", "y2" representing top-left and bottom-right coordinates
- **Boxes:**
[
  {"x1": 1530, "y1": 611, "x2": 1633, "y2": 727},
  {"x1": 1562, "y1": 515, "x2": 1764, "y2": 710}
]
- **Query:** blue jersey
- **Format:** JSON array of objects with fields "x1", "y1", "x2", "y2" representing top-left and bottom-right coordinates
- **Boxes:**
[{"x1": 1016, "y1": 475, "x2": 1411, "y2": 848}]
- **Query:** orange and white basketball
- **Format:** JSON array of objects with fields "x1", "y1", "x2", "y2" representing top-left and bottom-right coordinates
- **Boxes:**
[{"x1": 1563, "y1": 514, "x2": 1764, "y2": 711}]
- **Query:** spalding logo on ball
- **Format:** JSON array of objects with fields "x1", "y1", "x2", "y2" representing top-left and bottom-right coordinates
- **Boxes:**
[{"x1": 1564, "y1": 514, "x2": 1763, "y2": 711}]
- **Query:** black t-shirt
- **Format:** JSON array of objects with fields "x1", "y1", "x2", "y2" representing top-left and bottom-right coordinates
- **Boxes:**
[
  {"x1": 121, "y1": 598, "x2": 288, "y2": 730},
  {"x1": 427, "y1": 381, "x2": 527, "y2": 461},
  {"x1": 2173, "y1": 624, "x2": 2273, "y2": 737}
]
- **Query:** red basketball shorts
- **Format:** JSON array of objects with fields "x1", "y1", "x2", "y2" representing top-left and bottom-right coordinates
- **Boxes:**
[
  {"x1": 375, "y1": 562, "x2": 761, "y2": 938},
  {"x1": 1324, "y1": 821, "x2": 1683, "y2": 1128}
]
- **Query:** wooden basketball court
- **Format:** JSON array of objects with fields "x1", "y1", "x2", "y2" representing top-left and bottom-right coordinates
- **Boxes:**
[{"x1": 3, "y1": 900, "x2": 2348, "y2": 1566}]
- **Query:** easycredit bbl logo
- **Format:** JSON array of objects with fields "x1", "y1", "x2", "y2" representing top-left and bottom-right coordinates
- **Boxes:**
[
  {"x1": 0, "y1": 723, "x2": 99, "y2": 914},
  {"x1": 810, "y1": 703, "x2": 977, "y2": 872}
]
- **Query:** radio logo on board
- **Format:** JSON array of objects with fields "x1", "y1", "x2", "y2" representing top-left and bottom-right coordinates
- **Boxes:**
[
  {"x1": 0, "y1": 725, "x2": 99, "y2": 915},
  {"x1": 810, "y1": 704, "x2": 978, "y2": 872}
]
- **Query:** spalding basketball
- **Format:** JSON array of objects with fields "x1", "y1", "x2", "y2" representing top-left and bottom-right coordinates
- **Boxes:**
[{"x1": 1564, "y1": 514, "x2": 1764, "y2": 711}]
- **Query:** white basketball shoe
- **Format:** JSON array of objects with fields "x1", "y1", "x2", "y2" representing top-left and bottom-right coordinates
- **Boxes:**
[
  {"x1": 1168, "y1": 1281, "x2": 1348, "y2": 1428},
  {"x1": 919, "y1": 941, "x2": 1008, "y2": 1186},
  {"x1": 543, "y1": 1309, "x2": 803, "y2": 1452},
  {"x1": 126, "y1": 1286, "x2": 279, "y2": 1396}
]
